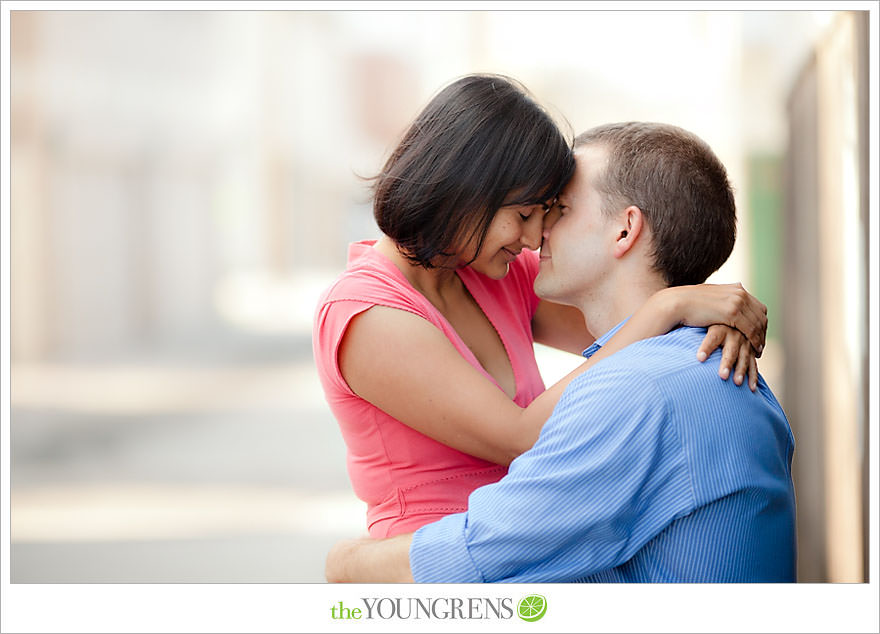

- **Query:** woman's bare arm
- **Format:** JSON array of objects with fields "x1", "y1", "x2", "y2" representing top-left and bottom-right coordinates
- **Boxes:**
[
  {"x1": 339, "y1": 283, "x2": 768, "y2": 467},
  {"x1": 532, "y1": 283, "x2": 768, "y2": 391},
  {"x1": 339, "y1": 306, "x2": 544, "y2": 465}
]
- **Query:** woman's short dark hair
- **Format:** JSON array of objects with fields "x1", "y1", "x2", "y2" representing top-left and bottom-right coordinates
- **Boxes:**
[
  {"x1": 372, "y1": 74, "x2": 575, "y2": 268},
  {"x1": 574, "y1": 122, "x2": 737, "y2": 287}
]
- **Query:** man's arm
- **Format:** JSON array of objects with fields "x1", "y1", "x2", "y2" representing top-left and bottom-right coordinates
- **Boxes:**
[
  {"x1": 329, "y1": 364, "x2": 694, "y2": 584},
  {"x1": 410, "y1": 364, "x2": 694, "y2": 583},
  {"x1": 326, "y1": 533, "x2": 414, "y2": 583}
]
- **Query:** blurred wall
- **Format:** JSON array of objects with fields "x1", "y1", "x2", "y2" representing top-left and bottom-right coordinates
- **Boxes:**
[
  {"x1": 10, "y1": 10, "x2": 788, "y2": 362},
  {"x1": 783, "y1": 11, "x2": 870, "y2": 582}
]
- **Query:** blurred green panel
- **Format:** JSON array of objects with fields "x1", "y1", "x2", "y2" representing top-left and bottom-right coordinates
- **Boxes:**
[{"x1": 747, "y1": 154, "x2": 782, "y2": 340}]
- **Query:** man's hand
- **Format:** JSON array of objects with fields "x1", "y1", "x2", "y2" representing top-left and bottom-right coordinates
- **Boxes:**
[{"x1": 326, "y1": 533, "x2": 415, "y2": 583}]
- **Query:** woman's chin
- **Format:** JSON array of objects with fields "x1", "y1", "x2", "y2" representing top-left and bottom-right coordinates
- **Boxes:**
[{"x1": 467, "y1": 258, "x2": 510, "y2": 280}]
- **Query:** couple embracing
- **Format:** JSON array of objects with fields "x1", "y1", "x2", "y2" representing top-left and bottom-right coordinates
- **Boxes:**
[{"x1": 313, "y1": 74, "x2": 796, "y2": 583}]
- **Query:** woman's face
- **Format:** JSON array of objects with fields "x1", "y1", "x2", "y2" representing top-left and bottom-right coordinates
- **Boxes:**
[{"x1": 457, "y1": 198, "x2": 552, "y2": 279}]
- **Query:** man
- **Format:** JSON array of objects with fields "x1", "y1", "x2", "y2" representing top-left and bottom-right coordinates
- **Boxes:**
[{"x1": 326, "y1": 122, "x2": 797, "y2": 583}]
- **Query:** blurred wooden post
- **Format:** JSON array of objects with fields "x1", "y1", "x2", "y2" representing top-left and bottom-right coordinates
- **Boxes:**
[
  {"x1": 10, "y1": 11, "x2": 52, "y2": 361},
  {"x1": 784, "y1": 11, "x2": 868, "y2": 583}
]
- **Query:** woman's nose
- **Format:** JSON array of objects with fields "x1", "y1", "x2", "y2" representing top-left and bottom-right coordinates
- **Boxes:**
[
  {"x1": 521, "y1": 212, "x2": 543, "y2": 250},
  {"x1": 542, "y1": 206, "x2": 561, "y2": 238}
]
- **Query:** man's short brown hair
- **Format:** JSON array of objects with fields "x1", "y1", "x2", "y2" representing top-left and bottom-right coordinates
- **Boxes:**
[{"x1": 575, "y1": 122, "x2": 736, "y2": 287}]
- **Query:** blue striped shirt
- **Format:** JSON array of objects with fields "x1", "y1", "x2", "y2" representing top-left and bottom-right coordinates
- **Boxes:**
[{"x1": 410, "y1": 322, "x2": 797, "y2": 582}]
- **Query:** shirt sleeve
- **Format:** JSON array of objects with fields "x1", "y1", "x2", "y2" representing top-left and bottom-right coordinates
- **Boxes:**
[{"x1": 410, "y1": 364, "x2": 696, "y2": 582}]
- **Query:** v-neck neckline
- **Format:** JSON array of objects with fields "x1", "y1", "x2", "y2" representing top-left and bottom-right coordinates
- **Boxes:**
[{"x1": 360, "y1": 241, "x2": 519, "y2": 400}]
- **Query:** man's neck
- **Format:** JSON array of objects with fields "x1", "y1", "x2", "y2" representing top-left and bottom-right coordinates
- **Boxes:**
[{"x1": 577, "y1": 272, "x2": 667, "y2": 340}]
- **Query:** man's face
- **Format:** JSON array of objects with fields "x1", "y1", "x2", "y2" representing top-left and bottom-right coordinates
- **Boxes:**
[{"x1": 534, "y1": 145, "x2": 619, "y2": 307}]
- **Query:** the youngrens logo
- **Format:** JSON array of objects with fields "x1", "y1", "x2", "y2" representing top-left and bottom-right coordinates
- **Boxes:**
[
  {"x1": 517, "y1": 594, "x2": 547, "y2": 622},
  {"x1": 329, "y1": 595, "x2": 547, "y2": 622}
]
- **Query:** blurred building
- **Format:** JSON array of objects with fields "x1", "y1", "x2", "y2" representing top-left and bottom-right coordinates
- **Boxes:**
[
  {"x1": 8, "y1": 9, "x2": 872, "y2": 583},
  {"x1": 782, "y1": 11, "x2": 870, "y2": 582}
]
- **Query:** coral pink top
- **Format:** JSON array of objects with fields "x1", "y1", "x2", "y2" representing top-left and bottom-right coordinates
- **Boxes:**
[{"x1": 313, "y1": 240, "x2": 546, "y2": 537}]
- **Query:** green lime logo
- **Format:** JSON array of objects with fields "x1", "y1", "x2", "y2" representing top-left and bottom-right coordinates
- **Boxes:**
[{"x1": 517, "y1": 594, "x2": 547, "y2": 622}]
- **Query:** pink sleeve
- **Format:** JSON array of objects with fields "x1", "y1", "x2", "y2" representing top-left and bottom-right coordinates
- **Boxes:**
[
  {"x1": 313, "y1": 297, "x2": 374, "y2": 398},
  {"x1": 313, "y1": 273, "x2": 436, "y2": 399}
]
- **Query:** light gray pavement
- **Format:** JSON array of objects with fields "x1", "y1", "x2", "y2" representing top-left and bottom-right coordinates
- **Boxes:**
[
  {"x1": 11, "y1": 326, "x2": 582, "y2": 584},
  {"x1": 10, "y1": 329, "x2": 366, "y2": 583}
]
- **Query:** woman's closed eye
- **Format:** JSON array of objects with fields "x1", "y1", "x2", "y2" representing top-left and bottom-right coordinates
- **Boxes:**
[{"x1": 520, "y1": 202, "x2": 551, "y2": 220}]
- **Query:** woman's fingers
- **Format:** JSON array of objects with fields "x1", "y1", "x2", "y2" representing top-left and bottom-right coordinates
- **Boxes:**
[
  {"x1": 733, "y1": 338, "x2": 753, "y2": 387},
  {"x1": 726, "y1": 284, "x2": 767, "y2": 355},
  {"x1": 697, "y1": 322, "x2": 760, "y2": 390},
  {"x1": 748, "y1": 353, "x2": 759, "y2": 392},
  {"x1": 684, "y1": 283, "x2": 766, "y2": 355},
  {"x1": 743, "y1": 295, "x2": 768, "y2": 356},
  {"x1": 697, "y1": 325, "x2": 727, "y2": 363},
  {"x1": 717, "y1": 329, "x2": 741, "y2": 380}
]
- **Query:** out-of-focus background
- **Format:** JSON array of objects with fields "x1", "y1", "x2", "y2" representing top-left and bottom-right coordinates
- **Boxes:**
[{"x1": 7, "y1": 9, "x2": 872, "y2": 583}]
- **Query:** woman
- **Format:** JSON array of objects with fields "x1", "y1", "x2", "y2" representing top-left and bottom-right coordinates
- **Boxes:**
[{"x1": 313, "y1": 74, "x2": 766, "y2": 538}]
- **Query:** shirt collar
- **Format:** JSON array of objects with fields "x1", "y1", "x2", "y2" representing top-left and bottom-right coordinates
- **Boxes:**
[{"x1": 582, "y1": 316, "x2": 631, "y2": 359}]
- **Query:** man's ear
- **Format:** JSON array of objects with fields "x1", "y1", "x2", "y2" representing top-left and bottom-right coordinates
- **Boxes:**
[{"x1": 612, "y1": 205, "x2": 645, "y2": 259}]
